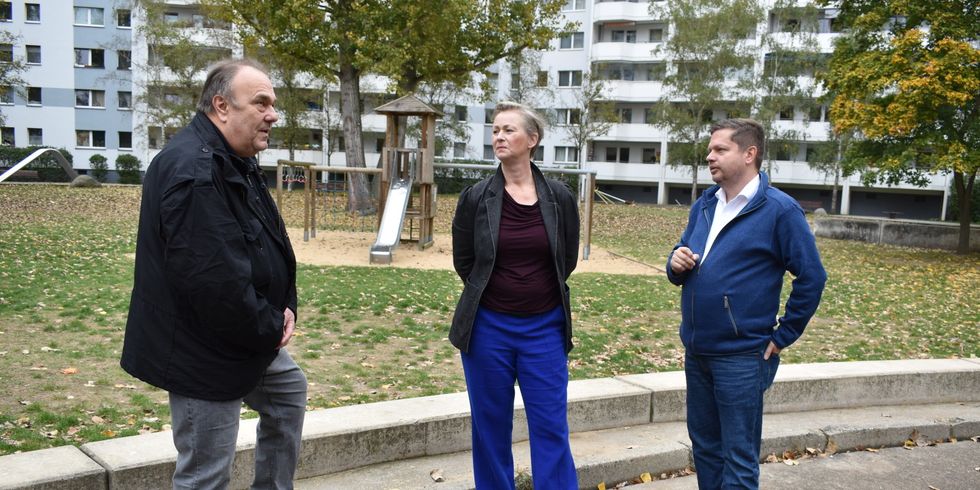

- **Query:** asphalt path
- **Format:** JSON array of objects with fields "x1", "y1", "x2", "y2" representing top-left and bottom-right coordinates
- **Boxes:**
[{"x1": 641, "y1": 440, "x2": 980, "y2": 490}]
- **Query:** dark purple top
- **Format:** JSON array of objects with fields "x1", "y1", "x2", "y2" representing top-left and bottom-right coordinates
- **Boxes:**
[{"x1": 480, "y1": 190, "x2": 561, "y2": 315}]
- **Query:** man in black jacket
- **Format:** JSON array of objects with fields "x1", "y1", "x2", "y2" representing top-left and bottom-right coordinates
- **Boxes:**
[{"x1": 121, "y1": 59, "x2": 306, "y2": 489}]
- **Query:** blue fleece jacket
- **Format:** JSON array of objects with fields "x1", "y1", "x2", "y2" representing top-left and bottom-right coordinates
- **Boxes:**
[{"x1": 666, "y1": 172, "x2": 827, "y2": 355}]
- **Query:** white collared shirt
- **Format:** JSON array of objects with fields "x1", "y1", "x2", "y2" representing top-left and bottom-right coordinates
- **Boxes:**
[{"x1": 700, "y1": 174, "x2": 760, "y2": 264}]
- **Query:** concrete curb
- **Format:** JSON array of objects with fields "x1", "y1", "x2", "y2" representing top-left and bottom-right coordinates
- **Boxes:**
[{"x1": 1, "y1": 359, "x2": 978, "y2": 489}]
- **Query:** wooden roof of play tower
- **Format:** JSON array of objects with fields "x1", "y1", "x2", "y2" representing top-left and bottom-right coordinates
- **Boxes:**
[{"x1": 374, "y1": 94, "x2": 444, "y2": 116}]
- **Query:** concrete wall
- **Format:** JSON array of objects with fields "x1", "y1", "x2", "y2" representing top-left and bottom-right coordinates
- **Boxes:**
[{"x1": 814, "y1": 215, "x2": 980, "y2": 252}]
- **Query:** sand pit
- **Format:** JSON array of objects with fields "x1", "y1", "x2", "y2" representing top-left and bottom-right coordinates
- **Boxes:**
[{"x1": 288, "y1": 229, "x2": 663, "y2": 276}]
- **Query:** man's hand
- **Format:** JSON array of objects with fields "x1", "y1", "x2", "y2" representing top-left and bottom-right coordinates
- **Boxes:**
[
  {"x1": 670, "y1": 247, "x2": 700, "y2": 274},
  {"x1": 278, "y1": 308, "x2": 296, "y2": 348},
  {"x1": 764, "y1": 341, "x2": 781, "y2": 360}
]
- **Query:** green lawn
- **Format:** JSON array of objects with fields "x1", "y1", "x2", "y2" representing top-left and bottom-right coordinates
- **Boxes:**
[{"x1": 0, "y1": 184, "x2": 977, "y2": 454}]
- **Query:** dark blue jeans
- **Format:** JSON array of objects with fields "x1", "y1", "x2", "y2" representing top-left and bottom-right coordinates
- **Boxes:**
[{"x1": 685, "y1": 349, "x2": 779, "y2": 489}]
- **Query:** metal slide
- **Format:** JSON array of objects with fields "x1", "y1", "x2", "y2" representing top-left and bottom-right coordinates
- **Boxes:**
[{"x1": 369, "y1": 177, "x2": 413, "y2": 264}]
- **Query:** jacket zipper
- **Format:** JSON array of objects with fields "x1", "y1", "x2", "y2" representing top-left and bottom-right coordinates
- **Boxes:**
[{"x1": 724, "y1": 295, "x2": 740, "y2": 337}]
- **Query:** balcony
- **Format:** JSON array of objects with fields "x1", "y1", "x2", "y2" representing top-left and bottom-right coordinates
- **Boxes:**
[
  {"x1": 593, "y1": 1, "x2": 654, "y2": 23},
  {"x1": 592, "y1": 42, "x2": 661, "y2": 62},
  {"x1": 603, "y1": 80, "x2": 664, "y2": 102}
]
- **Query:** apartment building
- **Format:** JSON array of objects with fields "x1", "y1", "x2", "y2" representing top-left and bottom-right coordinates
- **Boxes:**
[
  {"x1": 1, "y1": 0, "x2": 950, "y2": 219},
  {"x1": 1, "y1": 0, "x2": 134, "y2": 173}
]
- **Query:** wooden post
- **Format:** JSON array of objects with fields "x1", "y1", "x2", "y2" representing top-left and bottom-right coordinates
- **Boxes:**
[
  {"x1": 276, "y1": 161, "x2": 283, "y2": 211},
  {"x1": 584, "y1": 172, "x2": 595, "y2": 260},
  {"x1": 303, "y1": 166, "x2": 311, "y2": 241},
  {"x1": 310, "y1": 167, "x2": 317, "y2": 238}
]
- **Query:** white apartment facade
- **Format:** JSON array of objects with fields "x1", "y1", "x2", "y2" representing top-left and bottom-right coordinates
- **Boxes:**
[{"x1": 2, "y1": 0, "x2": 951, "y2": 220}]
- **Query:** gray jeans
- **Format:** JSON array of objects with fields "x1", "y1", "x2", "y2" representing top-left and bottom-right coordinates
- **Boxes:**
[{"x1": 169, "y1": 349, "x2": 307, "y2": 490}]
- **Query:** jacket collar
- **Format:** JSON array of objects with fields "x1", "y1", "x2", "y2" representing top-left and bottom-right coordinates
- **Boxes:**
[
  {"x1": 700, "y1": 171, "x2": 770, "y2": 213},
  {"x1": 190, "y1": 112, "x2": 250, "y2": 186}
]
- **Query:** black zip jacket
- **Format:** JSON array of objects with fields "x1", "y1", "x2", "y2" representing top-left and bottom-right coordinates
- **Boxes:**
[
  {"x1": 121, "y1": 113, "x2": 297, "y2": 401},
  {"x1": 450, "y1": 163, "x2": 580, "y2": 353}
]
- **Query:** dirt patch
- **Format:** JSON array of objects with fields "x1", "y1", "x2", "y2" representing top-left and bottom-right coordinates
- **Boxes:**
[{"x1": 288, "y1": 229, "x2": 664, "y2": 276}]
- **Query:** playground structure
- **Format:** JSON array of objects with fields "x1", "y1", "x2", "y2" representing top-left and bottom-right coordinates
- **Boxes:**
[{"x1": 274, "y1": 94, "x2": 598, "y2": 263}]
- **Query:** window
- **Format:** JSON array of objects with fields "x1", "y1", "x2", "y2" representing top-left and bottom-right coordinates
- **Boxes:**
[
  {"x1": 778, "y1": 106, "x2": 794, "y2": 120},
  {"x1": 117, "y1": 50, "x2": 131, "y2": 70},
  {"x1": 617, "y1": 108, "x2": 633, "y2": 123},
  {"x1": 118, "y1": 91, "x2": 131, "y2": 109},
  {"x1": 26, "y1": 45, "x2": 40, "y2": 64},
  {"x1": 608, "y1": 65, "x2": 634, "y2": 81},
  {"x1": 27, "y1": 86, "x2": 41, "y2": 105},
  {"x1": 808, "y1": 104, "x2": 824, "y2": 122},
  {"x1": 555, "y1": 146, "x2": 578, "y2": 163},
  {"x1": 117, "y1": 9, "x2": 131, "y2": 28},
  {"x1": 0, "y1": 44, "x2": 12, "y2": 63},
  {"x1": 25, "y1": 3, "x2": 40, "y2": 22},
  {"x1": 0, "y1": 2, "x2": 11, "y2": 22},
  {"x1": 1, "y1": 127, "x2": 14, "y2": 146},
  {"x1": 75, "y1": 89, "x2": 106, "y2": 108},
  {"x1": 28, "y1": 128, "x2": 42, "y2": 146},
  {"x1": 558, "y1": 70, "x2": 582, "y2": 87},
  {"x1": 536, "y1": 71, "x2": 548, "y2": 87},
  {"x1": 556, "y1": 108, "x2": 581, "y2": 125},
  {"x1": 649, "y1": 27, "x2": 665, "y2": 43},
  {"x1": 562, "y1": 0, "x2": 585, "y2": 10},
  {"x1": 453, "y1": 142, "x2": 465, "y2": 158},
  {"x1": 612, "y1": 30, "x2": 637, "y2": 43},
  {"x1": 644, "y1": 108, "x2": 657, "y2": 124},
  {"x1": 333, "y1": 135, "x2": 345, "y2": 152},
  {"x1": 642, "y1": 147, "x2": 661, "y2": 164},
  {"x1": 648, "y1": 63, "x2": 666, "y2": 81},
  {"x1": 119, "y1": 131, "x2": 132, "y2": 149},
  {"x1": 164, "y1": 12, "x2": 179, "y2": 24},
  {"x1": 559, "y1": 32, "x2": 584, "y2": 50},
  {"x1": 74, "y1": 48, "x2": 105, "y2": 68},
  {"x1": 74, "y1": 7, "x2": 104, "y2": 26},
  {"x1": 484, "y1": 109, "x2": 493, "y2": 124},
  {"x1": 605, "y1": 147, "x2": 630, "y2": 163},
  {"x1": 76, "y1": 130, "x2": 106, "y2": 148},
  {"x1": 375, "y1": 138, "x2": 384, "y2": 153},
  {"x1": 0, "y1": 87, "x2": 12, "y2": 104},
  {"x1": 483, "y1": 145, "x2": 494, "y2": 161},
  {"x1": 454, "y1": 105, "x2": 467, "y2": 122},
  {"x1": 533, "y1": 146, "x2": 544, "y2": 162}
]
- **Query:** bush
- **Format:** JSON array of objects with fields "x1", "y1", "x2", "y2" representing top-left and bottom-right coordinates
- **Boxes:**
[
  {"x1": 115, "y1": 154, "x2": 142, "y2": 185},
  {"x1": 0, "y1": 146, "x2": 74, "y2": 182},
  {"x1": 89, "y1": 154, "x2": 108, "y2": 182}
]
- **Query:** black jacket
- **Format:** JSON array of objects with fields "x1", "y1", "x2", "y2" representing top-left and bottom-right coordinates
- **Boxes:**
[
  {"x1": 450, "y1": 163, "x2": 580, "y2": 353},
  {"x1": 121, "y1": 113, "x2": 297, "y2": 401}
]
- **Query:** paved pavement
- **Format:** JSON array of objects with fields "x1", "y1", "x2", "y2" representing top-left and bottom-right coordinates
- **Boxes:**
[{"x1": 635, "y1": 439, "x2": 980, "y2": 490}]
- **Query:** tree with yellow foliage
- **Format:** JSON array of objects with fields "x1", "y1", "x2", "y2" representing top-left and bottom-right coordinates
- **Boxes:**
[{"x1": 821, "y1": 0, "x2": 979, "y2": 253}]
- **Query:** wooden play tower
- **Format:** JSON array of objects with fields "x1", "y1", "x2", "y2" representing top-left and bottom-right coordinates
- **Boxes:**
[{"x1": 369, "y1": 94, "x2": 443, "y2": 264}]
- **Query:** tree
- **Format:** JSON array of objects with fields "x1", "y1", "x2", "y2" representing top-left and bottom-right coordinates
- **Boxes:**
[
  {"x1": 562, "y1": 71, "x2": 616, "y2": 198},
  {"x1": 206, "y1": 0, "x2": 572, "y2": 213},
  {"x1": 649, "y1": 0, "x2": 763, "y2": 203},
  {"x1": 135, "y1": 1, "x2": 235, "y2": 151},
  {"x1": 0, "y1": 30, "x2": 26, "y2": 127},
  {"x1": 754, "y1": 0, "x2": 828, "y2": 178},
  {"x1": 506, "y1": 50, "x2": 554, "y2": 108},
  {"x1": 116, "y1": 154, "x2": 143, "y2": 184},
  {"x1": 821, "y1": 0, "x2": 980, "y2": 253},
  {"x1": 89, "y1": 154, "x2": 109, "y2": 182}
]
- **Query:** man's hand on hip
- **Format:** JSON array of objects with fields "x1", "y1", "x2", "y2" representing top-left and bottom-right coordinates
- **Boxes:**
[{"x1": 278, "y1": 308, "x2": 296, "y2": 348}]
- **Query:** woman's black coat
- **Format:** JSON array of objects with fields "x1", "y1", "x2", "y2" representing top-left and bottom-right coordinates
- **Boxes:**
[{"x1": 450, "y1": 163, "x2": 580, "y2": 353}]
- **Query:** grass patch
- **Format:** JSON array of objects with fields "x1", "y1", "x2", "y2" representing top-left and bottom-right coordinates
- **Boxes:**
[{"x1": 1, "y1": 183, "x2": 977, "y2": 454}]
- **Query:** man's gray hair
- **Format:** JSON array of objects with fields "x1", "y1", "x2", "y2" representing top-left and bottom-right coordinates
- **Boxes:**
[
  {"x1": 710, "y1": 118, "x2": 766, "y2": 169},
  {"x1": 196, "y1": 58, "x2": 269, "y2": 114},
  {"x1": 491, "y1": 101, "x2": 547, "y2": 155}
]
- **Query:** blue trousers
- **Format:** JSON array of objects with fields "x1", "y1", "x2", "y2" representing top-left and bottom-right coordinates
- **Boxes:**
[
  {"x1": 461, "y1": 305, "x2": 577, "y2": 490},
  {"x1": 685, "y1": 350, "x2": 780, "y2": 490},
  {"x1": 169, "y1": 349, "x2": 308, "y2": 490}
]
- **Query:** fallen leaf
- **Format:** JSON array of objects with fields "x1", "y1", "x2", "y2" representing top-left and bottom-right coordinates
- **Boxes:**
[
  {"x1": 640, "y1": 472, "x2": 652, "y2": 483},
  {"x1": 783, "y1": 459, "x2": 799, "y2": 466},
  {"x1": 597, "y1": 483, "x2": 606, "y2": 490},
  {"x1": 866, "y1": 447, "x2": 879, "y2": 453},
  {"x1": 91, "y1": 416, "x2": 104, "y2": 424},
  {"x1": 60, "y1": 367, "x2": 78, "y2": 375},
  {"x1": 40, "y1": 346, "x2": 60, "y2": 352},
  {"x1": 429, "y1": 469, "x2": 444, "y2": 482},
  {"x1": 765, "y1": 453, "x2": 779, "y2": 463}
]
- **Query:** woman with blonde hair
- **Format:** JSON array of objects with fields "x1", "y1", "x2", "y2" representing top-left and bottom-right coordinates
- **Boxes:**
[{"x1": 450, "y1": 101, "x2": 580, "y2": 489}]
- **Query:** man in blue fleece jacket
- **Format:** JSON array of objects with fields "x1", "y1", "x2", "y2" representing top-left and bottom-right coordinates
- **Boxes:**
[{"x1": 667, "y1": 118, "x2": 826, "y2": 489}]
